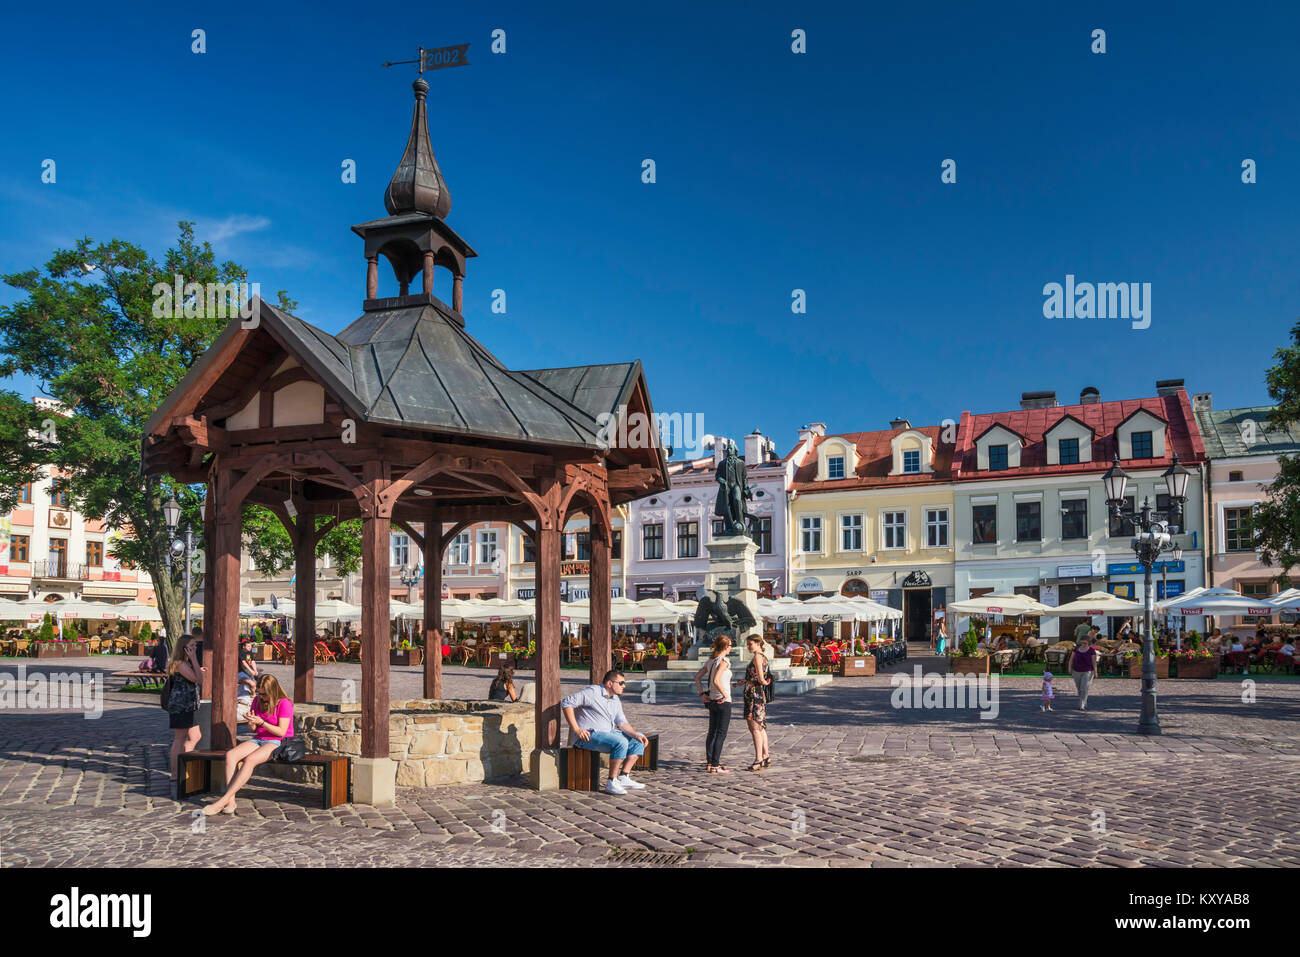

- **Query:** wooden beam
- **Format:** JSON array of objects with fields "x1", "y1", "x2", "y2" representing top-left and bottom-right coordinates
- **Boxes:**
[
  {"x1": 210, "y1": 468, "x2": 241, "y2": 752},
  {"x1": 198, "y1": 347, "x2": 285, "y2": 422},
  {"x1": 590, "y1": 502, "x2": 612, "y2": 685},
  {"x1": 423, "y1": 502, "x2": 442, "y2": 699},
  {"x1": 393, "y1": 518, "x2": 425, "y2": 552},
  {"x1": 360, "y1": 460, "x2": 391, "y2": 760},
  {"x1": 294, "y1": 510, "x2": 316, "y2": 702},
  {"x1": 533, "y1": 475, "x2": 563, "y2": 751}
]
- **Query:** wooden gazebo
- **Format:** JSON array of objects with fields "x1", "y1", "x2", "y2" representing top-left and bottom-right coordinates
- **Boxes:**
[{"x1": 141, "y1": 76, "x2": 668, "y2": 799}]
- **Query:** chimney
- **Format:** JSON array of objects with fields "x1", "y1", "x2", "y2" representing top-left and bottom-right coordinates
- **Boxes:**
[
  {"x1": 1156, "y1": 378, "x2": 1185, "y2": 397},
  {"x1": 744, "y1": 430, "x2": 764, "y2": 467},
  {"x1": 1193, "y1": 392, "x2": 1212, "y2": 412},
  {"x1": 1079, "y1": 386, "x2": 1100, "y2": 405},
  {"x1": 1019, "y1": 390, "x2": 1058, "y2": 410},
  {"x1": 713, "y1": 438, "x2": 728, "y2": 467},
  {"x1": 796, "y1": 422, "x2": 826, "y2": 444},
  {"x1": 889, "y1": 418, "x2": 911, "y2": 431}
]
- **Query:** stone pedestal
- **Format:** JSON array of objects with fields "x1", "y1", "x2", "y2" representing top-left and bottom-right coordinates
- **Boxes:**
[
  {"x1": 529, "y1": 747, "x2": 560, "y2": 791},
  {"x1": 688, "y1": 535, "x2": 763, "y2": 660},
  {"x1": 352, "y1": 756, "x2": 396, "y2": 805}
]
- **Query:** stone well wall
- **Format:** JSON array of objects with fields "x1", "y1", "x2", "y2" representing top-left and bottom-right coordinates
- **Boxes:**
[{"x1": 278, "y1": 699, "x2": 535, "y2": 789}]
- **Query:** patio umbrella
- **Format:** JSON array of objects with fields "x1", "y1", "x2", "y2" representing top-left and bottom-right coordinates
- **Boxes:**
[
  {"x1": 948, "y1": 593, "x2": 1049, "y2": 616},
  {"x1": 108, "y1": 602, "x2": 165, "y2": 622},
  {"x1": 312, "y1": 598, "x2": 362, "y2": 622},
  {"x1": 756, "y1": 595, "x2": 845, "y2": 622},
  {"x1": 1040, "y1": 590, "x2": 1145, "y2": 617},
  {"x1": 457, "y1": 599, "x2": 534, "y2": 623},
  {"x1": 1156, "y1": 586, "x2": 1275, "y2": 616},
  {"x1": 248, "y1": 599, "x2": 295, "y2": 617}
]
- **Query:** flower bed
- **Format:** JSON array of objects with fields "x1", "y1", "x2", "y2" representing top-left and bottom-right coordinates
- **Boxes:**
[
  {"x1": 1172, "y1": 654, "x2": 1219, "y2": 679},
  {"x1": 31, "y1": 641, "x2": 91, "y2": 658}
]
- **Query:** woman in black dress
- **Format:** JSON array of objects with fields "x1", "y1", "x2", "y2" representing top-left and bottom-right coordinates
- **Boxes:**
[
  {"x1": 488, "y1": 665, "x2": 518, "y2": 702},
  {"x1": 165, "y1": 634, "x2": 204, "y2": 776},
  {"x1": 742, "y1": 635, "x2": 772, "y2": 771}
]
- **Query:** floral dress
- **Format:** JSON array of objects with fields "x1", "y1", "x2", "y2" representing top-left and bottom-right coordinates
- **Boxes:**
[{"x1": 743, "y1": 655, "x2": 770, "y2": 726}]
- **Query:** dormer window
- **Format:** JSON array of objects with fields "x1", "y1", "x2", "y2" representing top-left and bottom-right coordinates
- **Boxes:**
[
  {"x1": 827, "y1": 455, "x2": 845, "y2": 480},
  {"x1": 1059, "y1": 438, "x2": 1079, "y2": 465},
  {"x1": 902, "y1": 450, "x2": 920, "y2": 473},
  {"x1": 1131, "y1": 431, "x2": 1153, "y2": 459},
  {"x1": 988, "y1": 445, "x2": 1008, "y2": 471}
]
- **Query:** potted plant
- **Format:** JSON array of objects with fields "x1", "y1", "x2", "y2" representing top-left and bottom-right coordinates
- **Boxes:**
[
  {"x1": 515, "y1": 639, "x2": 537, "y2": 670},
  {"x1": 642, "y1": 640, "x2": 676, "y2": 673},
  {"x1": 1125, "y1": 649, "x2": 1170, "y2": 678},
  {"x1": 1172, "y1": 647, "x2": 1219, "y2": 679},
  {"x1": 390, "y1": 638, "x2": 422, "y2": 666},
  {"x1": 950, "y1": 632, "x2": 989, "y2": 676},
  {"x1": 838, "y1": 638, "x2": 876, "y2": 677}
]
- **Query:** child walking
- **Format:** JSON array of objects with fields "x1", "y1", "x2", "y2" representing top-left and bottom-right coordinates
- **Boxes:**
[{"x1": 1041, "y1": 671, "x2": 1055, "y2": 711}]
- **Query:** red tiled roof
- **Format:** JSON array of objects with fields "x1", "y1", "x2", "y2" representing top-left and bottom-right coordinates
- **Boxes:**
[
  {"x1": 789, "y1": 426, "x2": 954, "y2": 492},
  {"x1": 953, "y1": 390, "x2": 1205, "y2": 482}
]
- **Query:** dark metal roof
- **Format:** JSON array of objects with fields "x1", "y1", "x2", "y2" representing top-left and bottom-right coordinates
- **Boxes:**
[
  {"x1": 252, "y1": 297, "x2": 614, "y2": 449},
  {"x1": 518, "y1": 363, "x2": 641, "y2": 423},
  {"x1": 1196, "y1": 406, "x2": 1300, "y2": 458}
]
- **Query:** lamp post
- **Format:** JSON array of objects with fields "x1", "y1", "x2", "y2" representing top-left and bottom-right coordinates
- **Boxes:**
[
  {"x1": 163, "y1": 494, "x2": 193, "y2": 637},
  {"x1": 399, "y1": 563, "x2": 421, "y2": 644},
  {"x1": 1102, "y1": 453, "x2": 1192, "y2": 735}
]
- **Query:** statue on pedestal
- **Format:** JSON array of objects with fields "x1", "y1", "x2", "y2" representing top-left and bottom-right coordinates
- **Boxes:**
[
  {"x1": 693, "y1": 589, "x2": 758, "y2": 646},
  {"x1": 714, "y1": 439, "x2": 752, "y2": 537}
]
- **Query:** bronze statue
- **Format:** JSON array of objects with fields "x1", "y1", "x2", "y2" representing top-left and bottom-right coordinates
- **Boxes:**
[
  {"x1": 714, "y1": 439, "x2": 752, "y2": 536},
  {"x1": 693, "y1": 589, "x2": 758, "y2": 643}
]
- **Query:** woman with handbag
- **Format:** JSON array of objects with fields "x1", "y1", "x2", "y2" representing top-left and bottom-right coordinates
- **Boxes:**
[
  {"x1": 165, "y1": 634, "x2": 205, "y2": 777},
  {"x1": 742, "y1": 635, "x2": 772, "y2": 771},
  {"x1": 202, "y1": 674, "x2": 295, "y2": 816}
]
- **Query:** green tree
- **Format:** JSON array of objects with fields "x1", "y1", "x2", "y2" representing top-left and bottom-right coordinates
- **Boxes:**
[
  {"x1": 0, "y1": 224, "x2": 296, "y2": 647},
  {"x1": 241, "y1": 505, "x2": 364, "y2": 578},
  {"x1": 38, "y1": 612, "x2": 55, "y2": 642},
  {"x1": 1252, "y1": 319, "x2": 1300, "y2": 578}
]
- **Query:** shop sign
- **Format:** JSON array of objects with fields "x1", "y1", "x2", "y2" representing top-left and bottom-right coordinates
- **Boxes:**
[
  {"x1": 870, "y1": 590, "x2": 888, "y2": 603},
  {"x1": 901, "y1": 570, "x2": 932, "y2": 587},
  {"x1": 1108, "y1": 561, "x2": 1185, "y2": 575},
  {"x1": 516, "y1": 588, "x2": 534, "y2": 599},
  {"x1": 796, "y1": 577, "x2": 825, "y2": 592},
  {"x1": 1057, "y1": 564, "x2": 1095, "y2": 578},
  {"x1": 561, "y1": 561, "x2": 590, "y2": 576}
]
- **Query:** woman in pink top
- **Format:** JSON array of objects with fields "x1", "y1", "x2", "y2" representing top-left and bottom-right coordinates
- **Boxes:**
[{"x1": 203, "y1": 674, "x2": 295, "y2": 816}]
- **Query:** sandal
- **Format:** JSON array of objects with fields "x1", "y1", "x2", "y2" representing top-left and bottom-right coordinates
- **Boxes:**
[
  {"x1": 762, "y1": 757, "x2": 771, "y2": 769},
  {"x1": 713, "y1": 765, "x2": 731, "y2": 774},
  {"x1": 746, "y1": 762, "x2": 763, "y2": 772}
]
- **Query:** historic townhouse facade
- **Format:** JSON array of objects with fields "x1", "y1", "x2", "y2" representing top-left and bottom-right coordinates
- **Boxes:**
[
  {"x1": 785, "y1": 420, "x2": 955, "y2": 641},
  {"x1": 624, "y1": 431, "x2": 787, "y2": 602},
  {"x1": 1194, "y1": 394, "x2": 1300, "y2": 628},
  {"x1": 952, "y1": 381, "x2": 1208, "y2": 639},
  {"x1": 506, "y1": 511, "x2": 628, "y2": 603}
]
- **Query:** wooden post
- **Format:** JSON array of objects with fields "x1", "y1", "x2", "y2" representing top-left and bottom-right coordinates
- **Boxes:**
[
  {"x1": 366, "y1": 257, "x2": 378, "y2": 299},
  {"x1": 423, "y1": 504, "x2": 442, "y2": 699},
  {"x1": 210, "y1": 470, "x2": 240, "y2": 750},
  {"x1": 423, "y1": 250, "x2": 435, "y2": 296},
  {"x1": 452, "y1": 274, "x2": 463, "y2": 313},
  {"x1": 534, "y1": 479, "x2": 562, "y2": 749},
  {"x1": 590, "y1": 516, "x2": 611, "y2": 684},
  {"x1": 293, "y1": 511, "x2": 316, "y2": 702},
  {"x1": 360, "y1": 460, "x2": 391, "y2": 759},
  {"x1": 200, "y1": 482, "x2": 216, "y2": 700}
]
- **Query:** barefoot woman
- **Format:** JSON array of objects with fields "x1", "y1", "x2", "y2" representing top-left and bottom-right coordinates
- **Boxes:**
[{"x1": 203, "y1": 674, "x2": 294, "y2": 816}]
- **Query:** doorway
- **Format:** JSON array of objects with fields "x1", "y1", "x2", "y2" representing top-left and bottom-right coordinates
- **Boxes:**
[
  {"x1": 1057, "y1": 582, "x2": 1091, "y2": 643},
  {"x1": 904, "y1": 589, "x2": 932, "y2": 643}
]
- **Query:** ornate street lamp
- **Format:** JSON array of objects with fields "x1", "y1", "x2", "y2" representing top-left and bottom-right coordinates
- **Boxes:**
[
  {"x1": 398, "y1": 563, "x2": 422, "y2": 644},
  {"x1": 164, "y1": 494, "x2": 193, "y2": 636},
  {"x1": 1103, "y1": 453, "x2": 1190, "y2": 735}
]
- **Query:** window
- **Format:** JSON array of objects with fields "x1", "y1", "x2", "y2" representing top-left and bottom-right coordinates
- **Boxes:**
[
  {"x1": 1016, "y1": 501, "x2": 1042, "y2": 542},
  {"x1": 643, "y1": 523, "x2": 664, "y2": 560},
  {"x1": 49, "y1": 537, "x2": 67, "y2": 576},
  {"x1": 1224, "y1": 507, "x2": 1254, "y2": 552},
  {"x1": 477, "y1": 530, "x2": 498, "y2": 565},
  {"x1": 1061, "y1": 498, "x2": 1088, "y2": 540},
  {"x1": 972, "y1": 504, "x2": 997, "y2": 544},
  {"x1": 449, "y1": 532, "x2": 471, "y2": 565},
  {"x1": 988, "y1": 445, "x2": 1008, "y2": 471},
  {"x1": 50, "y1": 480, "x2": 69, "y2": 507},
  {"x1": 1109, "y1": 495, "x2": 1136, "y2": 537},
  {"x1": 563, "y1": 532, "x2": 577, "y2": 560},
  {"x1": 676, "y1": 521, "x2": 699, "y2": 558},
  {"x1": 576, "y1": 531, "x2": 591, "y2": 561},
  {"x1": 391, "y1": 533, "x2": 410, "y2": 569},
  {"x1": 902, "y1": 450, "x2": 920, "y2": 474},
  {"x1": 87, "y1": 541, "x2": 103, "y2": 567},
  {"x1": 1058, "y1": 438, "x2": 1079, "y2": 465},
  {"x1": 841, "y1": 514, "x2": 863, "y2": 551},
  {"x1": 1228, "y1": 470, "x2": 1243, "y2": 483},
  {"x1": 611, "y1": 530, "x2": 622, "y2": 560},
  {"x1": 827, "y1": 455, "x2": 845, "y2": 480},
  {"x1": 12, "y1": 535, "x2": 29, "y2": 562},
  {"x1": 1131, "y1": 431, "x2": 1153, "y2": 459},
  {"x1": 926, "y1": 509, "x2": 949, "y2": 547},
  {"x1": 883, "y1": 511, "x2": 906, "y2": 549},
  {"x1": 711, "y1": 519, "x2": 724, "y2": 539},
  {"x1": 750, "y1": 516, "x2": 772, "y2": 554},
  {"x1": 17, "y1": 483, "x2": 30, "y2": 504},
  {"x1": 800, "y1": 516, "x2": 822, "y2": 554},
  {"x1": 522, "y1": 534, "x2": 536, "y2": 564}
]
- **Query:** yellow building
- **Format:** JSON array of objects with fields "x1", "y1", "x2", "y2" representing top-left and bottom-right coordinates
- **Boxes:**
[{"x1": 785, "y1": 420, "x2": 955, "y2": 641}]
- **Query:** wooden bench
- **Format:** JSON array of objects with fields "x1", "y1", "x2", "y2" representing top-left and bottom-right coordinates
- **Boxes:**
[
  {"x1": 176, "y1": 749, "x2": 351, "y2": 809},
  {"x1": 110, "y1": 670, "x2": 165, "y2": 689},
  {"x1": 559, "y1": 733, "x2": 659, "y2": 791}
]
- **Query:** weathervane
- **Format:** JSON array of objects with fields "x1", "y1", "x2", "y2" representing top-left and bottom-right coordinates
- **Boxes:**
[{"x1": 383, "y1": 43, "x2": 471, "y2": 77}]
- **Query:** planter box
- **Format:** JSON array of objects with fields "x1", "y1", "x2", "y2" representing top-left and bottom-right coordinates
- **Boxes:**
[
  {"x1": 514, "y1": 657, "x2": 536, "y2": 671},
  {"x1": 31, "y1": 641, "x2": 90, "y2": 658},
  {"x1": 390, "y1": 648, "x2": 423, "y2": 666},
  {"x1": 1173, "y1": 657, "x2": 1219, "y2": 679},
  {"x1": 129, "y1": 640, "x2": 145, "y2": 656},
  {"x1": 1127, "y1": 657, "x2": 1170, "y2": 678},
  {"x1": 252, "y1": 644, "x2": 275, "y2": 661},
  {"x1": 839, "y1": 655, "x2": 876, "y2": 677},
  {"x1": 951, "y1": 655, "x2": 990, "y2": 676},
  {"x1": 488, "y1": 651, "x2": 516, "y2": 669},
  {"x1": 642, "y1": 655, "x2": 673, "y2": 672}
]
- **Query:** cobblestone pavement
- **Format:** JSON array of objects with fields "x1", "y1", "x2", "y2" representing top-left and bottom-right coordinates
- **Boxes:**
[{"x1": 3, "y1": 655, "x2": 1299, "y2": 867}]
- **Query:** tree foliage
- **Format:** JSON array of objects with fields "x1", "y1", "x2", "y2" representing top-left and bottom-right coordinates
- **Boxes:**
[
  {"x1": 1251, "y1": 319, "x2": 1300, "y2": 579},
  {"x1": 241, "y1": 505, "x2": 364, "y2": 578}
]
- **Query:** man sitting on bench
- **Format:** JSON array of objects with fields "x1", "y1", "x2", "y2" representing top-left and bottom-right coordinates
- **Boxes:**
[{"x1": 562, "y1": 669, "x2": 649, "y2": 796}]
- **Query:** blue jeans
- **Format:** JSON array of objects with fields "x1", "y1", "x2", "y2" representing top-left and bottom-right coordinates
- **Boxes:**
[{"x1": 574, "y1": 730, "x2": 644, "y2": 761}]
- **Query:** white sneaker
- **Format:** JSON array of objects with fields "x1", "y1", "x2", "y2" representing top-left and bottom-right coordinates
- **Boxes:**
[
  {"x1": 617, "y1": 774, "x2": 646, "y2": 790},
  {"x1": 602, "y1": 778, "x2": 628, "y2": 795}
]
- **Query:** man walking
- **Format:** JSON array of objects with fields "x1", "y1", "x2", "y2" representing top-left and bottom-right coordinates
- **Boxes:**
[{"x1": 562, "y1": 669, "x2": 650, "y2": 795}]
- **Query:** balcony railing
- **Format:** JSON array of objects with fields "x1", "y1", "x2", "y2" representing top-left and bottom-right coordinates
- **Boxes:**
[{"x1": 31, "y1": 559, "x2": 86, "y2": 580}]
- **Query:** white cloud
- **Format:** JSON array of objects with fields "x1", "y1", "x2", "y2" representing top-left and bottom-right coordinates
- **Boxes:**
[{"x1": 200, "y1": 214, "x2": 271, "y2": 244}]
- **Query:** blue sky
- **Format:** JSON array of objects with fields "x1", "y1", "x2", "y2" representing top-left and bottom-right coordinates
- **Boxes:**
[{"x1": 2, "y1": 1, "x2": 1298, "y2": 457}]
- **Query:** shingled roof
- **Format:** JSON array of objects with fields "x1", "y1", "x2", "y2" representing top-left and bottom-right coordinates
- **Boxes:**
[{"x1": 1196, "y1": 405, "x2": 1300, "y2": 458}]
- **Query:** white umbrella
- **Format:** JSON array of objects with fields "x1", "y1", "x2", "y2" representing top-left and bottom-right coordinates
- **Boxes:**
[
  {"x1": 248, "y1": 599, "x2": 295, "y2": 617},
  {"x1": 1040, "y1": 590, "x2": 1145, "y2": 617},
  {"x1": 457, "y1": 598, "x2": 534, "y2": 623},
  {"x1": 1157, "y1": 586, "x2": 1274, "y2": 616},
  {"x1": 948, "y1": 593, "x2": 1049, "y2": 616},
  {"x1": 756, "y1": 595, "x2": 845, "y2": 622},
  {"x1": 312, "y1": 598, "x2": 361, "y2": 622},
  {"x1": 107, "y1": 602, "x2": 165, "y2": 622}
]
